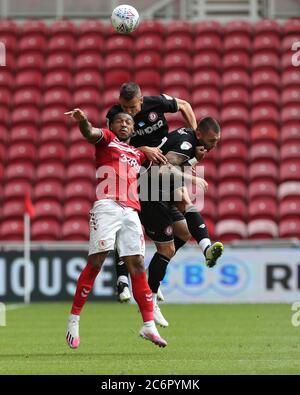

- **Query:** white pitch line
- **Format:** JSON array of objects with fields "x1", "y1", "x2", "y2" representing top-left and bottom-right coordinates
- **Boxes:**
[{"x1": 5, "y1": 304, "x2": 29, "y2": 311}]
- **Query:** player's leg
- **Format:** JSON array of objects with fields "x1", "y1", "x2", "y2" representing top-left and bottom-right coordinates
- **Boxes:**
[
  {"x1": 118, "y1": 208, "x2": 167, "y2": 347},
  {"x1": 115, "y1": 250, "x2": 131, "y2": 303},
  {"x1": 174, "y1": 186, "x2": 223, "y2": 267},
  {"x1": 66, "y1": 200, "x2": 122, "y2": 349}
]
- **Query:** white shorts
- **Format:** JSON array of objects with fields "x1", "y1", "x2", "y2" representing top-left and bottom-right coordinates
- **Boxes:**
[{"x1": 88, "y1": 199, "x2": 145, "y2": 257}]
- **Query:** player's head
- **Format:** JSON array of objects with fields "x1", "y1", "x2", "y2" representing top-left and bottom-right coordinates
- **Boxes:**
[
  {"x1": 109, "y1": 112, "x2": 134, "y2": 142},
  {"x1": 195, "y1": 117, "x2": 221, "y2": 152},
  {"x1": 119, "y1": 82, "x2": 143, "y2": 117}
]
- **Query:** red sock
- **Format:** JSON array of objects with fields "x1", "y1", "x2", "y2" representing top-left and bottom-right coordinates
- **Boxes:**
[
  {"x1": 71, "y1": 261, "x2": 100, "y2": 315},
  {"x1": 131, "y1": 271, "x2": 154, "y2": 323}
]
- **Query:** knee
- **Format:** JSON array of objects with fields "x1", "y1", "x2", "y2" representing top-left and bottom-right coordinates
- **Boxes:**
[{"x1": 156, "y1": 243, "x2": 176, "y2": 259}]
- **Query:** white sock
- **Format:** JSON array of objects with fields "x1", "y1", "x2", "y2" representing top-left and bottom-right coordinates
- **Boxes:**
[
  {"x1": 117, "y1": 275, "x2": 129, "y2": 286},
  {"x1": 69, "y1": 314, "x2": 80, "y2": 322},
  {"x1": 199, "y1": 238, "x2": 211, "y2": 256},
  {"x1": 152, "y1": 293, "x2": 157, "y2": 305}
]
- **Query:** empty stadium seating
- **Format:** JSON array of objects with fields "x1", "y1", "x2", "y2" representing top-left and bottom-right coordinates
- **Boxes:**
[{"x1": 1, "y1": 18, "x2": 300, "y2": 241}]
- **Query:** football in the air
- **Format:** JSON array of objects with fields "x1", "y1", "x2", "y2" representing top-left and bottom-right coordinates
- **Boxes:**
[{"x1": 111, "y1": 4, "x2": 140, "y2": 34}]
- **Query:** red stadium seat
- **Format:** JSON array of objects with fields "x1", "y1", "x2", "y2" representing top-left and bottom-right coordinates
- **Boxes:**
[
  {"x1": 163, "y1": 87, "x2": 190, "y2": 102},
  {"x1": 192, "y1": 87, "x2": 220, "y2": 107},
  {"x1": 137, "y1": 20, "x2": 164, "y2": 36},
  {"x1": 16, "y1": 52, "x2": 44, "y2": 71},
  {"x1": 219, "y1": 123, "x2": 249, "y2": 143},
  {"x1": 10, "y1": 125, "x2": 38, "y2": 145},
  {"x1": 281, "y1": 122, "x2": 300, "y2": 144},
  {"x1": 3, "y1": 180, "x2": 32, "y2": 202},
  {"x1": 248, "y1": 219, "x2": 278, "y2": 239},
  {"x1": 249, "y1": 142, "x2": 279, "y2": 163},
  {"x1": 193, "y1": 51, "x2": 221, "y2": 71},
  {"x1": 195, "y1": 105, "x2": 219, "y2": 119},
  {"x1": 45, "y1": 53, "x2": 73, "y2": 71},
  {"x1": 218, "y1": 180, "x2": 247, "y2": 201},
  {"x1": 105, "y1": 35, "x2": 134, "y2": 54},
  {"x1": 279, "y1": 198, "x2": 300, "y2": 221},
  {"x1": 219, "y1": 141, "x2": 248, "y2": 162},
  {"x1": 197, "y1": 159, "x2": 217, "y2": 182},
  {"x1": 34, "y1": 200, "x2": 63, "y2": 222},
  {"x1": 13, "y1": 88, "x2": 42, "y2": 107},
  {"x1": 78, "y1": 20, "x2": 105, "y2": 36},
  {"x1": 62, "y1": 219, "x2": 89, "y2": 241},
  {"x1": 221, "y1": 105, "x2": 249, "y2": 124},
  {"x1": 163, "y1": 52, "x2": 192, "y2": 72},
  {"x1": 77, "y1": 34, "x2": 105, "y2": 54},
  {"x1": 40, "y1": 125, "x2": 68, "y2": 145},
  {"x1": 0, "y1": 107, "x2": 9, "y2": 127},
  {"x1": 134, "y1": 52, "x2": 161, "y2": 71},
  {"x1": 192, "y1": 70, "x2": 221, "y2": 88},
  {"x1": 279, "y1": 218, "x2": 300, "y2": 238},
  {"x1": 44, "y1": 70, "x2": 72, "y2": 90},
  {"x1": 281, "y1": 88, "x2": 300, "y2": 106},
  {"x1": 66, "y1": 162, "x2": 95, "y2": 182},
  {"x1": 34, "y1": 180, "x2": 64, "y2": 203},
  {"x1": 104, "y1": 52, "x2": 133, "y2": 71},
  {"x1": 43, "y1": 88, "x2": 72, "y2": 107},
  {"x1": 21, "y1": 20, "x2": 48, "y2": 36},
  {"x1": 0, "y1": 125, "x2": 8, "y2": 145},
  {"x1": 218, "y1": 197, "x2": 247, "y2": 220},
  {"x1": 64, "y1": 199, "x2": 91, "y2": 220},
  {"x1": 36, "y1": 162, "x2": 65, "y2": 183},
  {"x1": 50, "y1": 20, "x2": 76, "y2": 35},
  {"x1": 0, "y1": 20, "x2": 17, "y2": 34},
  {"x1": 224, "y1": 20, "x2": 252, "y2": 35},
  {"x1": 281, "y1": 105, "x2": 300, "y2": 123},
  {"x1": 70, "y1": 125, "x2": 86, "y2": 144},
  {"x1": 0, "y1": 219, "x2": 24, "y2": 240},
  {"x1": 31, "y1": 219, "x2": 61, "y2": 241},
  {"x1": 73, "y1": 88, "x2": 101, "y2": 108},
  {"x1": 2, "y1": 200, "x2": 26, "y2": 220},
  {"x1": 195, "y1": 197, "x2": 216, "y2": 222},
  {"x1": 224, "y1": 34, "x2": 251, "y2": 52},
  {"x1": 162, "y1": 71, "x2": 191, "y2": 90},
  {"x1": 222, "y1": 51, "x2": 250, "y2": 70},
  {"x1": 282, "y1": 35, "x2": 300, "y2": 52},
  {"x1": 252, "y1": 69, "x2": 280, "y2": 88},
  {"x1": 194, "y1": 35, "x2": 222, "y2": 52},
  {"x1": 249, "y1": 197, "x2": 277, "y2": 220},
  {"x1": 222, "y1": 87, "x2": 249, "y2": 106},
  {"x1": 15, "y1": 70, "x2": 42, "y2": 89},
  {"x1": 48, "y1": 35, "x2": 75, "y2": 53},
  {"x1": 76, "y1": 105, "x2": 99, "y2": 125},
  {"x1": 18, "y1": 35, "x2": 47, "y2": 52},
  {"x1": 278, "y1": 181, "x2": 300, "y2": 201},
  {"x1": 74, "y1": 70, "x2": 103, "y2": 90},
  {"x1": 253, "y1": 34, "x2": 281, "y2": 52},
  {"x1": 249, "y1": 180, "x2": 277, "y2": 200},
  {"x1": 218, "y1": 160, "x2": 247, "y2": 182},
  {"x1": 166, "y1": 21, "x2": 192, "y2": 36},
  {"x1": 0, "y1": 70, "x2": 13, "y2": 89},
  {"x1": 65, "y1": 180, "x2": 95, "y2": 202},
  {"x1": 5, "y1": 162, "x2": 35, "y2": 183},
  {"x1": 283, "y1": 18, "x2": 300, "y2": 34},
  {"x1": 104, "y1": 70, "x2": 131, "y2": 88},
  {"x1": 134, "y1": 70, "x2": 160, "y2": 89},
  {"x1": 280, "y1": 160, "x2": 300, "y2": 182},
  {"x1": 251, "y1": 122, "x2": 279, "y2": 142},
  {"x1": 215, "y1": 219, "x2": 247, "y2": 242},
  {"x1": 251, "y1": 87, "x2": 279, "y2": 106},
  {"x1": 282, "y1": 70, "x2": 300, "y2": 88},
  {"x1": 135, "y1": 35, "x2": 164, "y2": 53},
  {"x1": 11, "y1": 105, "x2": 39, "y2": 126},
  {"x1": 255, "y1": 19, "x2": 281, "y2": 35},
  {"x1": 222, "y1": 69, "x2": 250, "y2": 89},
  {"x1": 249, "y1": 160, "x2": 278, "y2": 182},
  {"x1": 8, "y1": 142, "x2": 36, "y2": 164},
  {"x1": 102, "y1": 88, "x2": 120, "y2": 109},
  {"x1": 252, "y1": 51, "x2": 279, "y2": 70},
  {"x1": 68, "y1": 142, "x2": 94, "y2": 164},
  {"x1": 280, "y1": 142, "x2": 300, "y2": 162},
  {"x1": 41, "y1": 105, "x2": 69, "y2": 127},
  {"x1": 0, "y1": 87, "x2": 11, "y2": 107},
  {"x1": 38, "y1": 142, "x2": 67, "y2": 163},
  {"x1": 251, "y1": 104, "x2": 279, "y2": 124},
  {"x1": 165, "y1": 35, "x2": 193, "y2": 53},
  {"x1": 74, "y1": 53, "x2": 103, "y2": 71},
  {"x1": 281, "y1": 52, "x2": 295, "y2": 70}
]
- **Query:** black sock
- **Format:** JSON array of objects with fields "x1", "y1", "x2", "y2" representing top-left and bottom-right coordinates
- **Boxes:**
[
  {"x1": 115, "y1": 250, "x2": 129, "y2": 283},
  {"x1": 174, "y1": 236, "x2": 186, "y2": 252},
  {"x1": 184, "y1": 209, "x2": 209, "y2": 244},
  {"x1": 148, "y1": 252, "x2": 170, "y2": 293}
]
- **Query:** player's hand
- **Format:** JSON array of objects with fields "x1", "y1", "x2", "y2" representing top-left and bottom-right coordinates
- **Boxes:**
[
  {"x1": 139, "y1": 146, "x2": 168, "y2": 165},
  {"x1": 193, "y1": 176, "x2": 208, "y2": 192},
  {"x1": 64, "y1": 108, "x2": 87, "y2": 122},
  {"x1": 195, "y1": 146, "x2": 207, "y2": 162}
]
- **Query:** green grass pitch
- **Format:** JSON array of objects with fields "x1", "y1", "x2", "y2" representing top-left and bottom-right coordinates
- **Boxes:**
[{"x1": 0, "y1": 302, "x2": 299, "y2": 375}]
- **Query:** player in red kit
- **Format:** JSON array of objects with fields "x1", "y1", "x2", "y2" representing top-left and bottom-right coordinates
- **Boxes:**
[{"x1": 64, "y1": 108, "x2": 167, "y2": 349}]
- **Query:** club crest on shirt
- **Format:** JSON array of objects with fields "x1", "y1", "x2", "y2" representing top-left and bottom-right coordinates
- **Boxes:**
[
  {"x1": 148, "y1": 112, "x2": 158, "y2": 122},
  {"x1": 164, "y1": 226, "x2": 173, "y2": 236},
  {"x1": 180, "y1": 141, "x2": 193, "y2": 150}
]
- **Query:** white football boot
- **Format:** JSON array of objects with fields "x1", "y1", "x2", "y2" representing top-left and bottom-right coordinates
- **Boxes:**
[{"x1": 66, "y1": 316, "x2": 80, "y2": 349}]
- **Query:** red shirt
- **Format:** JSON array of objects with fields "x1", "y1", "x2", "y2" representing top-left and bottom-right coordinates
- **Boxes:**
[{"x1": 94, "y1": 129, "x2": 146, "y2": 211}]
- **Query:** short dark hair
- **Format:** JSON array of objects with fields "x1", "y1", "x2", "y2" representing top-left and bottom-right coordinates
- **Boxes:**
[
  {"x1": 119, "y1": 82, "x2": 141, "y2": 100},
  {"x1": 197, "y1": 117, "x2": 220, "y2": 134},
  {"x1": 109, "y1": 112, "x2": 134, "y2": 128}
]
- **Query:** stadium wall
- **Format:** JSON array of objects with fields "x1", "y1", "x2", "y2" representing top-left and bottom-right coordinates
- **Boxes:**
[{"x1": 0, "y1": 245, "x2": 299, "y2": 302}]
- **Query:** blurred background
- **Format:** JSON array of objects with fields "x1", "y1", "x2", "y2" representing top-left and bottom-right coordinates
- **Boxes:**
[{"x1": 0, "y1": 0, "x2": 300, "y2": 304}]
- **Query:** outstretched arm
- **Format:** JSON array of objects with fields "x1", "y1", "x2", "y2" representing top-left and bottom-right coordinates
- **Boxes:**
[{"x1": 65, "y1": 108, "x2": 102, "y2": 144}]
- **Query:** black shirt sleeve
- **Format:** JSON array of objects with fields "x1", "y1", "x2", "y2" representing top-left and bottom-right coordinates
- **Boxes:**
[{"x1": 143, "y1": 95, "x2": 178, "y2": 113}]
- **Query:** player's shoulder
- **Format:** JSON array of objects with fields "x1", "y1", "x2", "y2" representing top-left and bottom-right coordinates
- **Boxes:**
[{"x1": 171, "y1": 127, "x2": 194, "y2": 138}]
